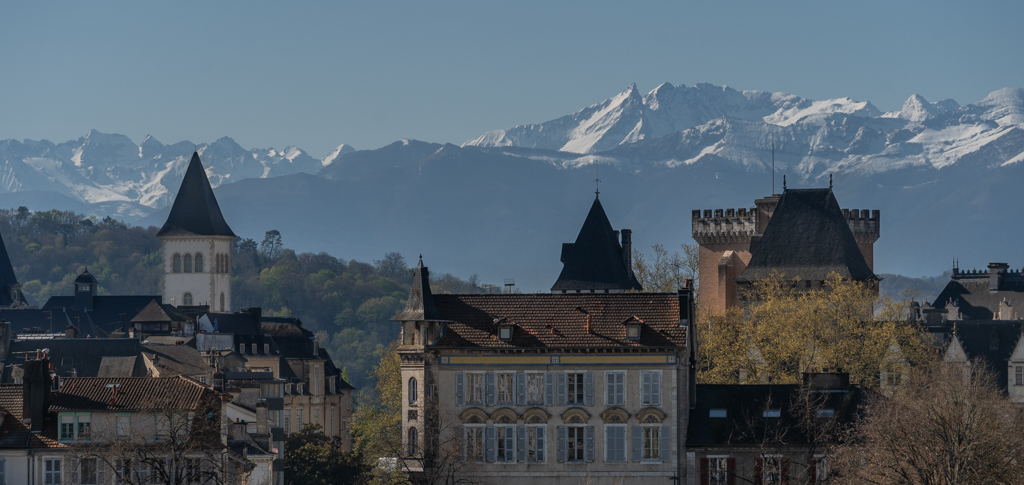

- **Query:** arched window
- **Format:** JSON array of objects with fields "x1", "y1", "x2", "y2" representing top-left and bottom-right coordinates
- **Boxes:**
[
  {"x1": 408, "y1": 427, "x2": 418, "y2": 455},
  {"x1": 217, "y1": 254, "x2": 224, "y2": 273},
  {"x1": 183, "y1": 254, "x2": 192, "y2": 273},
  {"x1": 409, "y1": 377, "x2": 418, "y2": 404},
  {"x1": 220, "y1": 292, "x2": 225, "y2": 312},
  {"x1": 194, "y1": 253, "x2": 204, "y2": 273},
  {"x1": 225, "y1": 254, "x2": 230, "y2": 272},
  {"x1": 183, "y1": 292, "x2": 193, "y2": 306},
  {"x1": 172, "y1": 254, "x2": 182, "y2": 273}
]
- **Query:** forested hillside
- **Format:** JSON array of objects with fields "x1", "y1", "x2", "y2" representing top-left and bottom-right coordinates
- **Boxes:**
[{"x1": 0, "y1": 207, "x2": 485, "y2": 389}]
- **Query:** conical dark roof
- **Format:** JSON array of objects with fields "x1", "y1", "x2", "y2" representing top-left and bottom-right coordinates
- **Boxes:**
[
  {"x1": 0, "y1": 230, "x2": 21, "y2": 306},
  {"x1": 392, "y1": 257, "x2": 447, "y2": 321},
  {"x1": 157, "y1": 152, "x2": 236, "y2": 238},
  {"x1": 737, "y1": 188, "x2": 876, "y2": 282},
  {"x1": 74, "y1": 268, "x2": 97, "y2": 285},
  {"x1": 551, "y1": 198, "x2": 643, "y2": 292}
]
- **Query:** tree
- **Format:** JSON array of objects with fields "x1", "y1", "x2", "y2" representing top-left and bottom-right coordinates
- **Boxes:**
[
  {"x1": 285, "y1": 423, "x2": 366, "y2": 485},
  {"x1": 835, "y1": 360, "x2": 1024, "y2": 485},
  {"x1": 697, "y1": 272, "x2": 933, "y2": 386},
  {"x1": 260, "y1": 230, "x2": 283, "y2": 262},
  {"x1": 374, "y1": 252, "x2": 409, "y2": 282},
  {"x1": 632, "y1": 243, "x2": 699, "y2": 292}
]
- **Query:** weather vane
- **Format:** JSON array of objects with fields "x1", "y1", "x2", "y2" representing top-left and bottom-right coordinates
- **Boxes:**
[{"x1": 594, "y1": 162, "x2": 601, "y2": 197}]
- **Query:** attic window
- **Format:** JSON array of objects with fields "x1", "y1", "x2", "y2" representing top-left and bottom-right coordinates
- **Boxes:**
[
  {"x1": 816, "y1": 409, "x2": 835, "y2": 418},
  {"x1": 622, "y1": 316, "x2": 644, "y2": 340},
  {"x1": 709, "y1": 409, "x2": 727, "y2": 418},
  {"x1": 763, "y1": 409, "x2": 781, "y2": 418},
  {"x1": 498, "y1": 326, "x2": 513, "y2": 341}
]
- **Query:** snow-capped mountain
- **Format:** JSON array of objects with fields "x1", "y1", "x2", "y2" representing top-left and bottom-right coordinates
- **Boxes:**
[
  {"x1": 0, "y1": 131, "x2": 353, "y2": 217},
  {"x1": 463, "y1": 84, "x2": 1024, "y2": 179}
]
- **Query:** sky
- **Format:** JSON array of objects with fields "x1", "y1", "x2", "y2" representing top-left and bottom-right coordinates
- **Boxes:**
[{"x1": 2, "y1": 1, "x2": 1022, "y2": 158}]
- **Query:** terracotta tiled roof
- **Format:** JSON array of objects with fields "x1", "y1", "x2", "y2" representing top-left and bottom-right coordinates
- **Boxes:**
[
  {"x1": 431, "y1": 293, "x2": 684, "y2": 349},
  {"x1": 50, "y1": 376, "x2": 212, "y2": 412},
  {"x1": 0, "y1": 384, "x2": 64, "y2": 449}
]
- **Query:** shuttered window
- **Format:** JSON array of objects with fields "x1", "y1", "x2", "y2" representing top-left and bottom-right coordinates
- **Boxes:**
[
  {"x1": 641, "y1": 371, "x2": 661, "y2": 406},
  {"x1": 605, "y1": 425, "x2": 626, "y2": 462},
  {"x1": 606, "y1": 372, "x2": 625, "y2": 406}
]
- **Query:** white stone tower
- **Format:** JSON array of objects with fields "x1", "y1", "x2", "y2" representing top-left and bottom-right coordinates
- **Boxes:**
[{"x1": 157, "y1": 152, "x2": 236, "y2": 311}]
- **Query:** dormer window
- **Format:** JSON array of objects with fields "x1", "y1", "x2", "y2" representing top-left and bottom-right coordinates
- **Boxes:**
[
  {"x1": 498, "y1": 326, "x2": 513, "y2": 341},
  {"x1": 622, "y1": 315, "x2": 644, "y2": 340}
]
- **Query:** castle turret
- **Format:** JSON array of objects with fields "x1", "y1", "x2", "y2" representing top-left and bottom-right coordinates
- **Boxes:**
[
  {"x1": 158, "y1": 152, "x2": 236, "y2": 311},
  {"x1": 551, "y1": 197, "x2": 642, "y2": 293}
]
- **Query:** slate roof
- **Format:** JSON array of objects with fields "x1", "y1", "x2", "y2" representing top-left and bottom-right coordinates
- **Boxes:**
[
  {"x1": 5, "y1": 339, "x2": 143, "y2": 380},
  {"x1": 157, "y1": 152, "x2": 236, "y2": 238},
  {"x1": 50, "y1": 376, "x2": 211, "y2": 412},
  {"x1": 738, "y1": 188, "x2": 876, "y2": 283},
  {"x1": 97, "y1": 356, "x2": 139, "y2": 378},
  {"x1": 74, "y1": 269, "x2": 97, "y2": 285},
  {"x1": 41, "y1": 295, "x2": 161, "y2": 336},
  {"x1": 393, "y1": 258, "x2": 446, "y2": 321},
  {"x1": 686, "y1": 384, "x2": 866, "y2": 447},
  {"x1": 551, "y1": 198, "x2": 643, "y2": 292},
  {"x1": 142, "y1": 343, "x2": 210, "y2": 377},
  {"x1": 930, "y1": 267, "x2": 1024, "y2": 320},
  {"x1": 937, "y1": 321, "x2": 1023, "y2": 391},
  {"x1": 0, "y1": 384, "x2": 63, "y2": 449},
  {"x1": 430, "y1": 293, "x2": 685, "y2": 349}
]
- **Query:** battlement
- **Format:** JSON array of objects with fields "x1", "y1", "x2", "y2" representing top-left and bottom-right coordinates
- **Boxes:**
[
  {"x1": 691, "y1": 208, "x2": 757, "y2": 244},
  {"x1": 843, "y1": 209, "x2": 880, "y2": 243}
]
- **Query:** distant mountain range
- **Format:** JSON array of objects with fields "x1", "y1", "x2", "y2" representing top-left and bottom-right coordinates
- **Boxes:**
[{"x1": 2, "y1": 82, "x2": 1023, "y2": 291}]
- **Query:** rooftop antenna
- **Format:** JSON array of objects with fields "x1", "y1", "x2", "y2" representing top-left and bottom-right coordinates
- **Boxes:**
[
  {"x1": 829, "y1": 173, "x2": 833, "y2": 189},
  {"x1": 783, "y1": 174, "x2": 787, "y2": 190},
  {"x1": 594, "y1": 162, "x2": 601, "y2": 198}
]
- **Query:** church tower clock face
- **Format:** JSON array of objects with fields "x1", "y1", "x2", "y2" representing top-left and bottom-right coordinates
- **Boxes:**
[{"x1": 157, "y1": 152, "x2": 236, "y2": 311}]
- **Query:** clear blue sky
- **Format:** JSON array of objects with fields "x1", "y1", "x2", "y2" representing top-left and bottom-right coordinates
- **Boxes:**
[{"x1": 2, "y1": 1, "x2": 1021, "y2": 158}]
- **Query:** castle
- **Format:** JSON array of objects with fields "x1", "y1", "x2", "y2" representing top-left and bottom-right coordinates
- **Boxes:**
[{"x1": 692, "y1": 186, "x2": 880, "y2": 315}]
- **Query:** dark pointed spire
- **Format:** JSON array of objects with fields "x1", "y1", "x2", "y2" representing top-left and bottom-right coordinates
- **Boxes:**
[
  {"x1": 551, "y1": 198, "x2": 643, "y2": 292},
  {"x1": 157, "y1": 152, "x2": 236, "y2": 238},
  {"x1": 0, "y1": 228, "x2": 23, "y2": 306},
  {"x1": 392, "y1": 257, "x2": 447, "y2": 321}
]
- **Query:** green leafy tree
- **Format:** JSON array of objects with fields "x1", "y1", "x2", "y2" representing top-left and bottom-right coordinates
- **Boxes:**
[
  {"x1": 285, "y1": 423, "x2": 366, "y2": 485},
  {"x1": 352, "y1": 342, "x2": 404, "y2": 484}
]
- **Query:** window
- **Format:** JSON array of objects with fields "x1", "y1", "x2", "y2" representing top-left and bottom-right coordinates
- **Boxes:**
[
  {"x1": 284, "y1": 414, "x2": 291, "y2": 434},
  {"x1": 79, "y1": 457, "x2": 98, "y2": 485},
  {"x1": 297, "y1": 409, "x2": 303, "y2": 426},
  {"x1": 252, "y1": 343, "x2": 257, "y2": 355},
  {"x1": 642, "y1": 426, "x2": 660, "y2": 460},
  {"x1": 605, "y1": 425, "x2": 626, "y2": 462},
  {"x1": 816, "y1": 408, "x2": 835, "y2": 418},
  {"x1": 314, "y1": 408, "x2": 320, "y2": 424},
  {"x1": 813, "y1": 455, "x2": 830, "y2": 483},
  {"x1": 496, "y1": 425, "x2": 515, "y2": 462},
  {"x1": 239, "y1": 344, "x2": 245, "y2": 354},
  {"x1": 567, "y1": 426, "x2": 585, "y2": 461},
  {"x1": 465, "y1": 426, "x2": 484, "y2": 461},
  {"x1": 194, "y1": 253, "x2": 204, "y2": 272},
  {"x1": 172, "y1": 254, "x2": 182, "y2": 273},
  {"x1": 61, "y1": 415, "x2": 74, "y2": 440},
  {"x1": 116, "y1": 414, "x2": 130, "y2": 437},
  {"x1": 330, "y1": 408, "x2": 335, "y2": 436},
  {"x1": 527, "y1": 425, "x2": 546, "y2": 462},
  {"x1": 498, "y1": 326, "x2": 512, "y2": 341},
  {"x1": 606, "y1": 372, "x2": 625, "y2": 406},
  {"x1": 761, "y1": 456, "x2": 783, "y2": 485},
  {"x1": 641, "y1": 371, "x2": 661, "y2": 406},
  {"x1": 567, "y1": 373, "x2": 585, "y2": 404},
  {"x1": 184, "y1": 253, "x2": 193, "y2": 273},
  {"x1": 708, "y1": 457, "x2": 729, "y2": 485},
  {"x1": 44, "y1": 458, "x2": 61, "y2": 485},
  {"x1": 264, "y1": 343, "x2": 270, "y2": 355},
  {"x1": 1016, "y1": 366, "x2": 1023, "y2": 386},
  {"x1": 496, "y1": 373, "x2": 514, "y2": 404},
  {"x1": 763, "y1": 409, "x2": 781, "y2": 418},
  {"x1": 409, "y1": 377, "x2": 418, "y2": 404},
  {"x1": 468, "y1": 373, "x2": 483, "y2": 404},
  {"x1": 709, "y1": 409, "x2": 727, "y2": 418},
  {"x1": 527, "y1": 373, "x2": 544, "y2": 404},
  {"x1": 220, "y1": 292, "x2": 226, "y2": 312},
  {"x1": 408, "y1": 427, "x2": 418, "y2": 455},
  {"x1": 77, "y1": 414, "x2": 91, "y2": 439},
  {"x1": 183, "y1": 292, "x2": 193, "y2": 306},
  {"x1": 626, "y1": 324, "x2": 641, "y2": 340}
]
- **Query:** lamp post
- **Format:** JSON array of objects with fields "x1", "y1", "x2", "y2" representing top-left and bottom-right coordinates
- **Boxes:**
[{"x1": 670, "y1": 475, "x2": 680, "y2": 485}]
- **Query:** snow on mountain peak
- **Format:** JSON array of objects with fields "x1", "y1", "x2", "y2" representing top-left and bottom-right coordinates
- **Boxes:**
[{"x1": 321, "y1": 143, "x2": 356, "y2": 166}]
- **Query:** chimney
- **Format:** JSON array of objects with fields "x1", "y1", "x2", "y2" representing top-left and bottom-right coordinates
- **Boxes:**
[
  {"x1": 256, "y1": 400, "x2": 269, "y2": 435},
  {"x1": 242, "y1": 307, "x2": 263, "y2": 324},
  {"x1": 620, "y1": 229, "x2": 632, "y2": 276},
  {"x1": 22, "y1": 357, "x2": 52, "y2": 432},
  {"x1": 65, "y1": 325, "x2": 78, "y2": 339},
  {"x1": 678, "y1": 279, "x2": 695, "y2": 327},
  {"x1": 989, "y1": 263, "x2": 1009, "y2": 292},
  {"x1": 585, "y1": 314, "x2": 593, "y2": 335}
]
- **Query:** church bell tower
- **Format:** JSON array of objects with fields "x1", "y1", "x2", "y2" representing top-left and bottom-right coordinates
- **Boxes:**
[{"x1": 157, "y1": 152, "x2": 236, "y2": 311}]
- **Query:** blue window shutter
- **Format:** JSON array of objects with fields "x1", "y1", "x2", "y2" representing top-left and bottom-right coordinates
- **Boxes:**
[
  {"x1": 632, "y1": 426, "x2": 642, "y2": 462},
  {"x1": 617, "y1": 373, "x2": 626, "y2": 405},
  {"x1": 557, "y1": 426, "x2": 567, "y2": 463},
  {"x1": 642, "y1": 372, "x2": 652, "y2": 405},
  {"x1": 505, "y1": 426, "x2": 516, "y2": 462},
  {"x1": 485, "y1": 372, "x2": 496, "y2": 406},
  {"x1": 652, "y1": 372, "x2": 661, "y2": 406},
  {"x1": 659, "y1": 425, "x2": 671, "y2": 462},
  {"x1": 459, "y1": 428, "x2": 467, "y2": 462},
  {"x1": 544, "y1": 373, "x2": 555, "y2": 405},
  {"x1": 537, "y1": 426, "x2": 546, "y2": 462},
  {"x1": 584, "y1": 426, "x2": 595, "y2": 463},
  {"x1": 584, "y1": 372, "x2": 595, "y2": 406},
  {"x1": 605, "y1": 373, "x2": 614, "y2": 405},
  {"x1": 485, "y1": 426, "x2": 496, "y2": 462},
  {"x1": 516, "y1": 372, "x2": 527, "y2": 405},
  {"x1": 557, "y1": 373, "x2": 567, "y2": 406},
  {"x1": 517, "y1": 426, "x2": 527, "y2": 462},
  {"x1": 455, "y1": 373, "x2": 465, "y2": 406}
]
